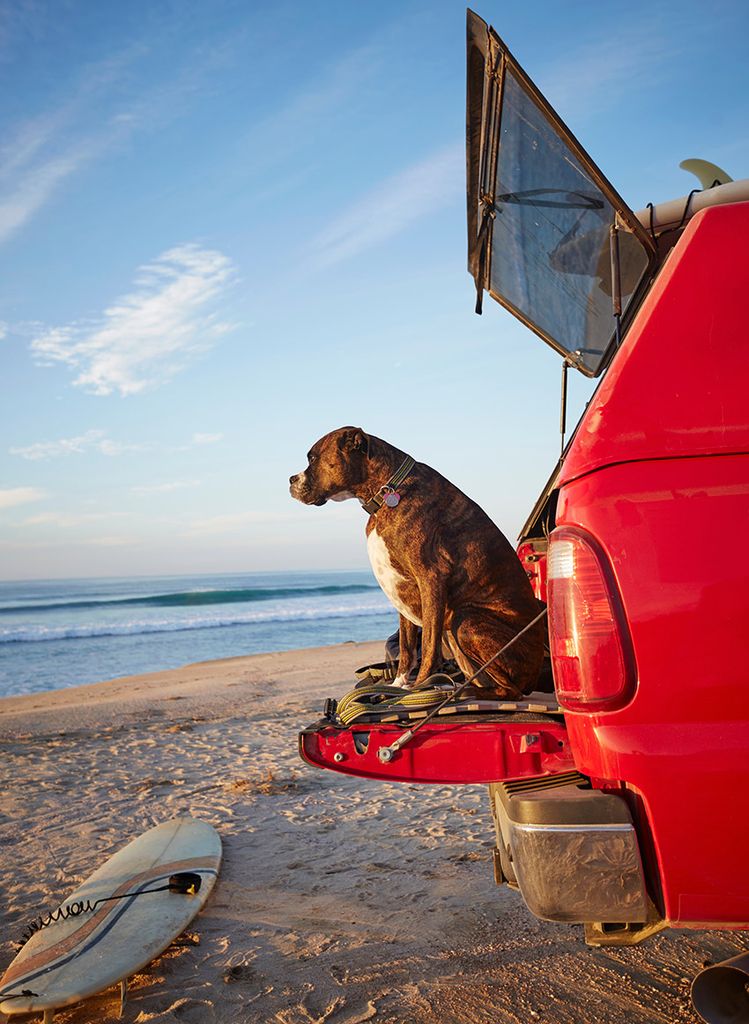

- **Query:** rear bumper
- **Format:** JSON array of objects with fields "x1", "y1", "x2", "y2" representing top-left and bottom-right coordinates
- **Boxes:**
[
  {"x1": 490, "y1": 773, "x2": 651, "y2": 926},
  {"x1": 299, "y1": 709, "x2": 666, "y2": 942}
]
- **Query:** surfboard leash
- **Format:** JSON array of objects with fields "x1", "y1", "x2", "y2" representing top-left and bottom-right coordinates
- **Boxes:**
[
  {"x1": 0, "y1": 987, "x2": 41, "y2": 1001},
  {"x1": 13, "y1": 871, "x2": 203, "y2": 950}
]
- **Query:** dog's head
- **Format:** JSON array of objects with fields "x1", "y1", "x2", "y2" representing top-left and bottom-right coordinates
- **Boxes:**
[{"x1": 289, "y1": 426, "x2": 370, "y2": 506}]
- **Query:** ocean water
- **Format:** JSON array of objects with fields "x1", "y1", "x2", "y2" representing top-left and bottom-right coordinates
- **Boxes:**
[{"x1": 0, "y1": 571, "x2": 397, "y2": 698}]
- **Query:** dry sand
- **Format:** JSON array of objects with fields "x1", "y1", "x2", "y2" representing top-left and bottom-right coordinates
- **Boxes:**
[{"x1": 0, "y1": 640, "x2": 745, "y2": 1024}]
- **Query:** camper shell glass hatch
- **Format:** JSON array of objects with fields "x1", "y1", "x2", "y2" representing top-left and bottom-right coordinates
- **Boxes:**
[{"x1": 467, "y1": 11, "x2": 656, "y2": 376}]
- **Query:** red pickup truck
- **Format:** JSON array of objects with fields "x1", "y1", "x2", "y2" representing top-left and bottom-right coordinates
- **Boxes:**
[{"x1": 301, "y1": 12, "x2": 749, "y2": 1021}]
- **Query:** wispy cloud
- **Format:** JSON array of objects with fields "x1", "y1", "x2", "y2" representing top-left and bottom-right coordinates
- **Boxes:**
[
  {"x1": 10, "y1": 428, "x2": 223, "y2": 460},
  {"x1": 0, "y1": 321, "x2": 6, "y2": 341},
  {"x1": 249, "y1": 40, "x2": 382, "y2": 158},
  {"x1": 132, "y1": 480, "x2": 200, "y2": 495},
  {"x1": 0, "y1": 12, "x2": 255, "y2": 245},
  {"x1": 183, "y1": 510, "x2": 295, "y2": 536},
  {"x1": 537, "y1": 31, "x2": 672, "y2": 122},
  {"x1": 183, "y1": 502, "x2": 355, "y2": 537},
  {"x1": 86, "y1": 535, "x2": 136, "y2": 547},
  {"x1": 23, "y1": 511, "x2": 127, "y2": 528},
  {"x1": 192, "y1": 432, "x2": 223, "y2": 445},
  {"x1": 308, "y1": 142, "x2": 462, "y2": 269},
  {"x1": 0, "y1": 143, "x2": 97, "y2": 244},
  {"x1": 0, "y1": 487, "x2": 46, "y2": 510},
  {"x1": 0, "y1": 42, "x2": 149, "y2": 245},
  {"x1": 10, "y1": 428, "x2": 144, "y2": 460},
  {"x1": 30, "y1": 244, "x2": 237, "y2": 395},
  {"x1": 0, "y1": 2, "x2": 43, "y2": 64}
]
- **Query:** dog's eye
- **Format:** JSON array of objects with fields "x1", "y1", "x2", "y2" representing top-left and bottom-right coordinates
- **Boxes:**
[{"x1": 308, "y1": 454, "x2": 317, "y2": 464}]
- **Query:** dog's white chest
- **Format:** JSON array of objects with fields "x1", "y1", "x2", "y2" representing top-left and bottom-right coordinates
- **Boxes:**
[{"x1": 367, "y1": 528, "x2": 421, "y2": 625}]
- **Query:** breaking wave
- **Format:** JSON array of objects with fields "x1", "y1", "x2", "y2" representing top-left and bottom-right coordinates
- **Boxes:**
[
  {"x1": 0, "y1": 598, "x2": 393, "y2": 644},
  {"x1": 0, "y1": 583, "x2": 380, "y2": 616}
]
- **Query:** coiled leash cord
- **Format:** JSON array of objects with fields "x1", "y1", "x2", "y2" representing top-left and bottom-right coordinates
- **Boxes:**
[
  {"x1": 0, "y1": 989, "x2": 40, "y2": 1002},
  {"x1": 377, "y1": 607, "x2": 548, "y2": 763},
  {"x1": 17, "y1": 871, "x2": 202, "y2": 949},
  {"x1": 0, "y1": 872, "x2": 204, "y2": 1003}
]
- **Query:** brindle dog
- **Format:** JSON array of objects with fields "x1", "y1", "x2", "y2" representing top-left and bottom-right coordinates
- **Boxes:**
[{"x1": 289, "y1": 427, "x2": 544, "y2": 699}]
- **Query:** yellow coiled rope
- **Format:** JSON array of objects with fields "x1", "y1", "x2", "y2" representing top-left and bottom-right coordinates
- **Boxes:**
[{"x1": 336, "y1": 681, "x2": 454, "y2": 727}]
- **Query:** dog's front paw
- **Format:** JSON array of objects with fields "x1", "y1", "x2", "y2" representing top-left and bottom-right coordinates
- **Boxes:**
[{"x1": 393, "y1": 673, "x2": 409, "y2": 688}]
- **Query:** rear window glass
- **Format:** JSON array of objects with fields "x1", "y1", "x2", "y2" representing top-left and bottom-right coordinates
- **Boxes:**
[{"x1": 485, "y1": 66, "x2": 652, "y2": 375}]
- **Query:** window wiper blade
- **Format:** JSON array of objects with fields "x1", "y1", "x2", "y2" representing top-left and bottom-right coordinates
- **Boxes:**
[{"x1": 495, "y1": 188, "x2": 605, "y2": 211}]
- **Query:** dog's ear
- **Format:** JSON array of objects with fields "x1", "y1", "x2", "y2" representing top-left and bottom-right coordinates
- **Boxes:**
[{"x1": 341, "y1": 427, "x2": 369, "y2": 456}]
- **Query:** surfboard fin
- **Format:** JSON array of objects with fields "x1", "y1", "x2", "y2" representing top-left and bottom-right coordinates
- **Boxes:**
[
  {"x1": 679, "y1": 158, "x2": 733, "y2": 189},
  {"x1": 119, "y1": 977, "x2": 128, "y2": 1018}
]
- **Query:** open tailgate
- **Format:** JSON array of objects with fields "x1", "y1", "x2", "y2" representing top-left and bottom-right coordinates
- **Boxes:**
[
  {"x1": 299, "y1": 695, "x2": 572, "y2": 784},
  {"x1": 467, "y1": 9, "x2": 656, "y2": 376}
]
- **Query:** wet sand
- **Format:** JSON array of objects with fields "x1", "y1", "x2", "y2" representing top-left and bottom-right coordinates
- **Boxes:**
[{"x1": 0, "y1": 641, "x2": 744, "y2": 1023}]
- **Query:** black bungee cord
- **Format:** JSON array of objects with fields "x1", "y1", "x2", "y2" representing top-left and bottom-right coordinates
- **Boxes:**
[{"x1": 0, "y1": 872, "x2": 202, "y2": 1003}]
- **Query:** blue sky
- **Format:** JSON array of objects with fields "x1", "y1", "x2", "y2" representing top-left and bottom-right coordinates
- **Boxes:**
[{"x1": 1, "y1": 0, "x2": 748, "y2": 580}]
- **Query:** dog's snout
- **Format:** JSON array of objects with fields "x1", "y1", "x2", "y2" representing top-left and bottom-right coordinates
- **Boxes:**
[{"x1": 289, "y1": 471, "x2": 307, "y2": 501}]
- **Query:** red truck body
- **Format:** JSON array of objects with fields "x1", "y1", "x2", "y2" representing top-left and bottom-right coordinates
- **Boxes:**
[
  {"x1": 300, "y1": 12, "x2": 749, "y2": 993},
  {"x1": 552, "y1": 201, "x2": 749, "y2": 929}
]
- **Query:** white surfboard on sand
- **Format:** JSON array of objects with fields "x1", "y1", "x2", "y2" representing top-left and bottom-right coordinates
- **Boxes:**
[{"x1": 0, "y1": 816, "x2": 221, "y2": 1022}]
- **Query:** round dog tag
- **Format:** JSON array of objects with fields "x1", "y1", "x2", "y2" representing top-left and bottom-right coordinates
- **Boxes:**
[{"x1": 383, "y1": 490, "x2": 401, "y2": 508}]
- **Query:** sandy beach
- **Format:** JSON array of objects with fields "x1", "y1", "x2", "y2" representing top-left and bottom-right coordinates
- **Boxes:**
[{"x1": 0, "y1": 640, "x2": 744, "y2": 1024}]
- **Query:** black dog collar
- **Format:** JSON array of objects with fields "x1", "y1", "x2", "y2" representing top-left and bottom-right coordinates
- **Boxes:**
[{"x1": 361, "y1": 456, "x2": 415, "y2": 516}]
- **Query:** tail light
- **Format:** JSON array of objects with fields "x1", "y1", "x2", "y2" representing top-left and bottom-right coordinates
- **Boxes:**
[{"x1": 547, "y1": 527, "x2": 636, "y2": 711}]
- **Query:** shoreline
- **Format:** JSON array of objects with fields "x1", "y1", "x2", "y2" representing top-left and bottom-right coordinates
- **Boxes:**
[
  {"x1": 0, "y1": 639, "x2": 384, "y2": 737},
  {"x1": 1, "y1": 640, "x2": 743, "y2": 1023},
  {"x1": 0, "y1": 638, "x2": 383, "y2": 704},
  {"x1": 0, "y1": 567, "x2": 394, "y2": 698}
]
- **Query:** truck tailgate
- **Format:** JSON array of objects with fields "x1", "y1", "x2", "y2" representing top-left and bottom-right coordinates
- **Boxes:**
[{"x1": 299, "y1": 709, "x2": 572, "y2": 784}]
